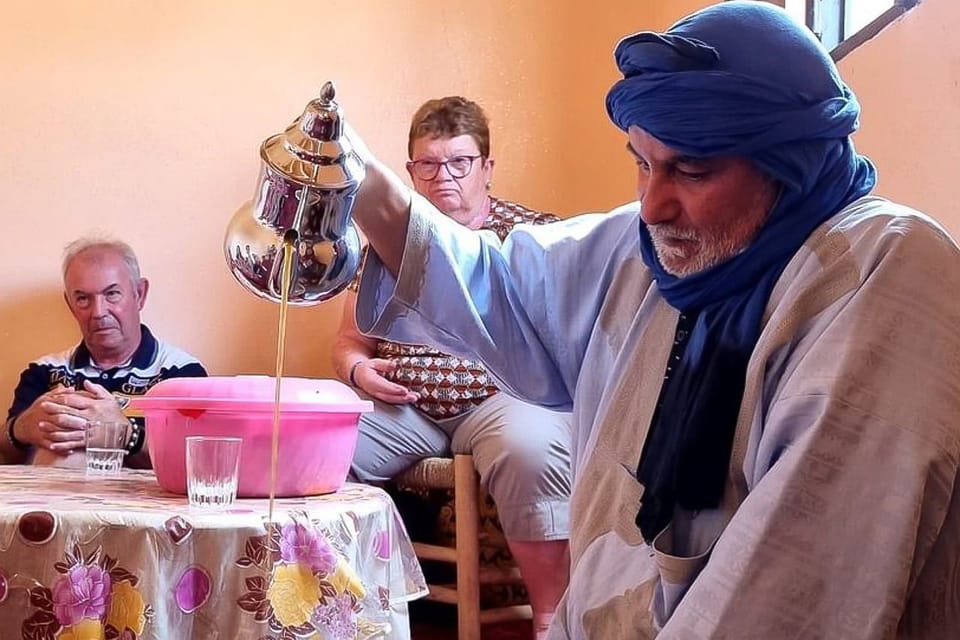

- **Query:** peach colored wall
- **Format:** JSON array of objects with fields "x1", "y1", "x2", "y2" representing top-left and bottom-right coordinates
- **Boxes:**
[
  {"x1": 838, "y1": 0, "x2": 960, "y2": 238},
  {"x1": 548, "y1": 0, "x2": 713, "y2": 214},
  {"x1": 0, "y1": 0, "x2": 700, "y2": 405},
  {"x1": 0, "y1": 0, "x2": 954, "y2": 410}
]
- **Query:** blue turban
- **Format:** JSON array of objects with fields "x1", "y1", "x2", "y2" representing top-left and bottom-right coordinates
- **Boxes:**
[{"x1": 606, "y1": 1, "x2": 877, "y2": 541}]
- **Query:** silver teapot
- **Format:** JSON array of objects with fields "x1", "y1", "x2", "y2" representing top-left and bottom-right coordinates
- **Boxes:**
[{"x1": 224, "y1": 81, "x2": 364, "y2": 305}]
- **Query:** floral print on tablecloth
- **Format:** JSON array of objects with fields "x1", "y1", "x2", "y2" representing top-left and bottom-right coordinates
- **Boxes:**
[
  {"x1": 0, "y1": 469, "x2": 427, "y2": 639},
  {"x1": 22, "y1": 543, "x2": 152, "y2": 640},
  {"x1": 236, "y1": 514, "x2": 372, "y2": 640}
]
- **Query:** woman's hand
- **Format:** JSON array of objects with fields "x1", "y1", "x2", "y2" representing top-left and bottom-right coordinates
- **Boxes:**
[{"x1": 352, "y1": 358, "x2": 419, "y2": 405}]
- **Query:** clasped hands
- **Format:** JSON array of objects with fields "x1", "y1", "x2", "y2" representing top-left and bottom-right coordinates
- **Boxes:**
[{"x1": 14, "y1": 380, "x2": 127, "y2": 454}]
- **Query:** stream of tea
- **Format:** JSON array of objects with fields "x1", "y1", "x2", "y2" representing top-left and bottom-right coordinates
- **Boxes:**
[{"x1": 267, "y1": 239, "x2": 295, "y2": 528}]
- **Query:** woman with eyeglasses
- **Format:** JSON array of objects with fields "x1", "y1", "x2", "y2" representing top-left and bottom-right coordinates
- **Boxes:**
[{"x1": 333, "y1": 96, "x2": 572, "y2": 639}]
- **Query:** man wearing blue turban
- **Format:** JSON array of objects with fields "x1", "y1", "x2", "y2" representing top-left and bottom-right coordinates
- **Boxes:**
[{"x1": 348, "y1": 2, "x2": 960, "y2": 638}]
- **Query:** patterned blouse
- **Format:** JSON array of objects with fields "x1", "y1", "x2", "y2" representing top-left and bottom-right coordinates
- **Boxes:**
[{"x1": 367, "y1": 196, "x2": 558, "y2": 419}]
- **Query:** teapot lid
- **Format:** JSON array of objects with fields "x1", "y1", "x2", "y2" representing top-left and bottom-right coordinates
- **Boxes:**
[{"x1": 259, "y1": 81, "x2": 365, "y2": 189}]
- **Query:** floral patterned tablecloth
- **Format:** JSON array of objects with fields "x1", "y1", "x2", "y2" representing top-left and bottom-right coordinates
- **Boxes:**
[{"x1": 0, "y1": 467, "x2": 427, "y2": 640}]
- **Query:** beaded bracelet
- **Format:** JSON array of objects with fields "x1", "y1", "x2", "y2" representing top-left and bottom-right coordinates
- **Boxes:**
[{"x1": 126, "y1": 418, "x2": 145, "y2": 455}]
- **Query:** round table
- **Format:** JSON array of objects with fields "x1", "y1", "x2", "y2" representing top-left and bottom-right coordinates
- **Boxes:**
[{"x1": 0, "y1": 466, "x2": 426, "y2": 640}]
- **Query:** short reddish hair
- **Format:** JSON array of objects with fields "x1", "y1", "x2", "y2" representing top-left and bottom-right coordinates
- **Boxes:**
[{"x1": 407, "y1": 96, "x2": 490, "y2": 159}]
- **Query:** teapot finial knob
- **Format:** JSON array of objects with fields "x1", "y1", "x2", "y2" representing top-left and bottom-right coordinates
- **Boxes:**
[{"x1": 319, "y1": 81, "x2": 336, "y2": 103}]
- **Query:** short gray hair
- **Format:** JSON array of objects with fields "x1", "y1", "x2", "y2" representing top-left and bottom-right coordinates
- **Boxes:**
[{"x1": 62, "y1": 236, "x2": 142, "y2": 285}]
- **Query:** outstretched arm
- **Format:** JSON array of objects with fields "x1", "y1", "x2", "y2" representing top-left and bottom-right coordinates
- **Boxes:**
[
  {"x1": 343, "y1": 125, "x2": 642, "y2": 410},
  {"x1": 346, "y1": 124, "x2": 412, "y2": 277}
]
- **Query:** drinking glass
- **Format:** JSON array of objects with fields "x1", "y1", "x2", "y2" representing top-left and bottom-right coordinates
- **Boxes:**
[
  {"x1": 186, "y1": 436, "x2": 242, "y2": 508},
  {"x1": 85, "y1": 420, "x2": 129, "y2": 476}
]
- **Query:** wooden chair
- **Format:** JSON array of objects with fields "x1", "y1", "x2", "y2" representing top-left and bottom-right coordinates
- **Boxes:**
[{"x1": 394, "y1": 454, "x2": 532, "y2": 640}]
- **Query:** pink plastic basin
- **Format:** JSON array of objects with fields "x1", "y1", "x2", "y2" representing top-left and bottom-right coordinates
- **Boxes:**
[{"x1": 132, "y1": 375, "x2": 372, "y2": 498}]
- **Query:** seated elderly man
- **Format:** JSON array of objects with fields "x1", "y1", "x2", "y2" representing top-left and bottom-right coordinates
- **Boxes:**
[
  {"x1": 1, "y1": 237, "x2": 206, "y2": 468},
  {"x1": 334, "y1": 96, "x2": 572, "y2": 638},
  {"x1": 344, "y1": 2, "x2": 960, "y2": 638}
]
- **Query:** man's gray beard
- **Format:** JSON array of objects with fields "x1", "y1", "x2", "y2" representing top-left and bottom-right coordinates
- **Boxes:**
[{"x1": 650, "y1": 227, "x2": 755, "y2": 278}]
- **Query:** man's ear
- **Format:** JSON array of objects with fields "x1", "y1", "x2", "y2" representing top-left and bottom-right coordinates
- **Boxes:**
[{"x1": 136, "y1": 278, "x2": 150, "y2": 310}]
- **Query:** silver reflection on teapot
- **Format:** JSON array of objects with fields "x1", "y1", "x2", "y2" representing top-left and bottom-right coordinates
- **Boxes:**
[{"x1": 224, "y1": 81, "x2": 364, "y2": 305}]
